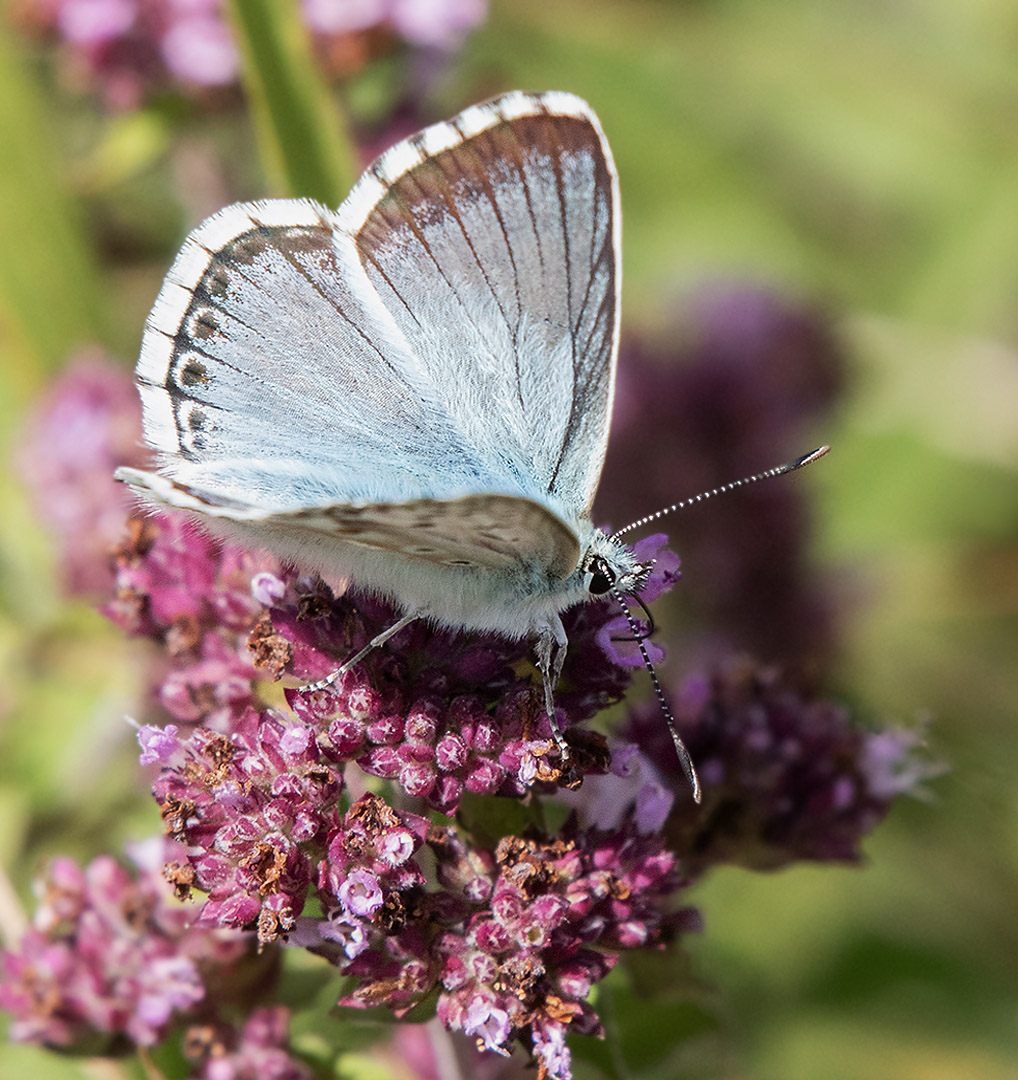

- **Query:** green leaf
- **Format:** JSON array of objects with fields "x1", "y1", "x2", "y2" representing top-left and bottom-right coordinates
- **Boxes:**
[
  {"x1": 224, "y1": 0, "x2": 355, "y2": 205},
  {"x1": 571, "y1": 957, "x2": 721, "y2": 1080},
  {"x1": 455, "y1": 791, "x2": 549, "y2": 849}
]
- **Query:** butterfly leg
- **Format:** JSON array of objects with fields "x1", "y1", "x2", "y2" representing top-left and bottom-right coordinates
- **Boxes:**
[
  {"x1": 300, "y1": 611, "x2": 420, "y2": 692},
  {"x1": 535, "y1": 617, "x2": 570, "y2": 759}
]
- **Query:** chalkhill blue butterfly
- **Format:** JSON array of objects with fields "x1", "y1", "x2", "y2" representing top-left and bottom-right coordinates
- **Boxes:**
[{"x1": 116, "y1": 90, "x2": 826, "y2": 801}]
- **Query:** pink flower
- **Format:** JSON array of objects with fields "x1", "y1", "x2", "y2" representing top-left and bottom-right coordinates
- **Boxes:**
[{"x1": 160, "y1": 13, "x2": 238, "y2": 85}]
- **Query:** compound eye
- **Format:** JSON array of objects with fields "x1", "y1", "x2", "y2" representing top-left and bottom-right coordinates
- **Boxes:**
[{"x1": 587, "y1": 558, "x2": 615, "y2": 596}]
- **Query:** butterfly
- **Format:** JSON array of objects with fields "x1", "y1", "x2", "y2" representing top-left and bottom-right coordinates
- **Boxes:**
[{"x1": 119, "y1": 89, "x2": 818, "y2": 802}]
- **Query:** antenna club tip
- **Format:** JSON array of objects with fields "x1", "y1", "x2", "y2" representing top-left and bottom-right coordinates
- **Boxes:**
[
  {"x1": 797, "y1": 445, "x2": 830, "y2": 467},
  {"x1": 669, "y1": 730, "x2": 703, "y2": 804},
  {"x1": 781, "y1": 445, "x2": 830, "y2": 473}
]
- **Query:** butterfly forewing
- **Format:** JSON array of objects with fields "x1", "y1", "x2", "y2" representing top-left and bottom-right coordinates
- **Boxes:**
[
  {"x1": 342, "y1": 91, "x2": 620, "y2": 517},
  {"x1": 139, "y1": 201, "x2": 494, "y2": 508}
]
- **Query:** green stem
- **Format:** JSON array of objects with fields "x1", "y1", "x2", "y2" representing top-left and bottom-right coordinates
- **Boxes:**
[{"x1": 224, "y1": 0, "x2": 356, "y2": 206}]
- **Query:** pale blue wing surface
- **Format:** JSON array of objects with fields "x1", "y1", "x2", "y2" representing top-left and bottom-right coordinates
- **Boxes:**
[
  {"x1": 137, "y1": 200, "x2": 508, "y2": 509},
  {"x1": 339, "y1": 90, "x2": 620, "y2": 518}
]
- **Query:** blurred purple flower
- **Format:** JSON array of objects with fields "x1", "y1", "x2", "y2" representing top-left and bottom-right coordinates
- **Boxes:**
[
  {"x1": 624, "y1": 658, "x2": 939, "y2": 876},
  {"x1": 0, "y1": 841, "x2": 252, "y2": 1052},
  {"x1": 302, "y1": 0, "x2": 387, "y2": 35},
  {"x1": 17, "y1": 0, "x2": 488, "y2": 108},
  {"x1": 383, "y1": 1023, "x2": 530, "y2": 1080},
  {"x1": 558, "y1": 739, "x2": 675, "y2": 835},
  {"x1": 160, "y1": 10, "x2": 238, "y2": 86},
  {"x1": 598, "y1": 284, "x2": 846, "y2": 672},
  {"x1": 184, "y1": 1006, "x2": 312, "y2": 1080},
  {"x1": 387, "y1": 0, "x2": 487, "y2": 48},
  {"x1": 16, "y1": 350, "x2": 144, "y2": 595},
  {"x1": 58, "y1": 0, "x2": 134, "y2": 45}
]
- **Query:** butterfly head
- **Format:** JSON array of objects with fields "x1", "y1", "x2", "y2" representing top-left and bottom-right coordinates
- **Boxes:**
[{"x1": 581, "y1": 531, "x2": 650, "y2": 602}]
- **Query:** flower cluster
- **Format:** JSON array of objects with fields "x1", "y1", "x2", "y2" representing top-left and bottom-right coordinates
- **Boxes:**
[
  {"x1": 4, "y1": 347, "x2": 936, "y2": 1080},
  {"x1": 0, "y1": 840, "x2": 254, "y2": 1051},
  {"x1": 623, "y1": 658, "x2": 938, "y2": 877},
  {"x1": 279, "y1": 534, "x2": 676, "y2": 809},
  {"x1": 183, "y1": 1006, "x2": 313, "y2": 1080},
  {"x1": 384, "y1": 1024, "x2": 529, "y2": 1080},
  {"x1": 16, "y1": 0, "x2": 487, "y2": 109},
  {"x1": 0, "y1": 845, "x2": 312, "y2": 1076},
  {"x1": 111, "y1": 503, "x2": 671, "y2": 812},
  {"x1": 146, "y1": 716, "x2": 340, "y2": 944},
  {"x1": 16, "y1": 350, "x2": 144, "y2": 596},
  {"x1": 104, "y1": 512, "x2": 274, "y2": 730},
  {"x1": 303, "y1": 0, "x2": 486, "y2": 50},
  {"x1": 116, "y1": 515, "x2": 679, "y2": 961},
  {"x1": 319, "y1": 817, "x2": 697, "y2": 1078}
]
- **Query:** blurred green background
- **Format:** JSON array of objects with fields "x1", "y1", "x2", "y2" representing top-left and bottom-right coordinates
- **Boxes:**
[{"x1": 1, "y1": 0, "x2": 1016, "y2": 1077}]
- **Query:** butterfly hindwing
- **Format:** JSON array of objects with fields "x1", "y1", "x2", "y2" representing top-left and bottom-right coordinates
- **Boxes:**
[
  {"x1": 116, "y1": 468, "x2": 580, "y2": 577},
  {"x1": 281, "y1": 494, "x2": 581, "y2": 576}
]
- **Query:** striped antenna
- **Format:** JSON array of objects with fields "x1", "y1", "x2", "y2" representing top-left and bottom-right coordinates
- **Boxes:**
[
  {"x1": 612, "y1": 589, "x2": 701, "y2": 803},
  {"x1": 611, "y1": 446, "x2": 830, "y2": 541}
]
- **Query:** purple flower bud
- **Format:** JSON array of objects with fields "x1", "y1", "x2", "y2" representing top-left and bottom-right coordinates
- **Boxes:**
[
  {"x1": 347, "y1": 686, "x2": 379, "y2": 720},
  {"x1": 435, "y1": 731, "x2": 468, "y2": 770},
  {"x1": 471, "y1": 919, "x2": 511, "y2": 954},
  {"x1": 399, "y1": 761, "x2": 436, "y2": 798},
  {"x1": 278, "y1": 724, "x2": 314, "y2": 758},
  {"x1": 206, "y1": 893, "x2": 263, "y2": 931},
  {"x1": 366, "y1": 712, "x2": 405, "y2": 744},
  {"x1": 434, "y1": 775, "x2": 464, "y2": 813},
  {"x1": 404, "y1": 708, "x2": 438, "y2": 745},
  {"x1": 465, "y1": 759, "x2": 505, "y2": 794},
  {"x1": 325, "y1": 716, "x2": 365, "y2": 757},
  {"x1": 363, "y1": 745, "x2": 401, "y2": 778},
  {"x1": 471, "y1": 719, "x2": 499, "y2": 754}
]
